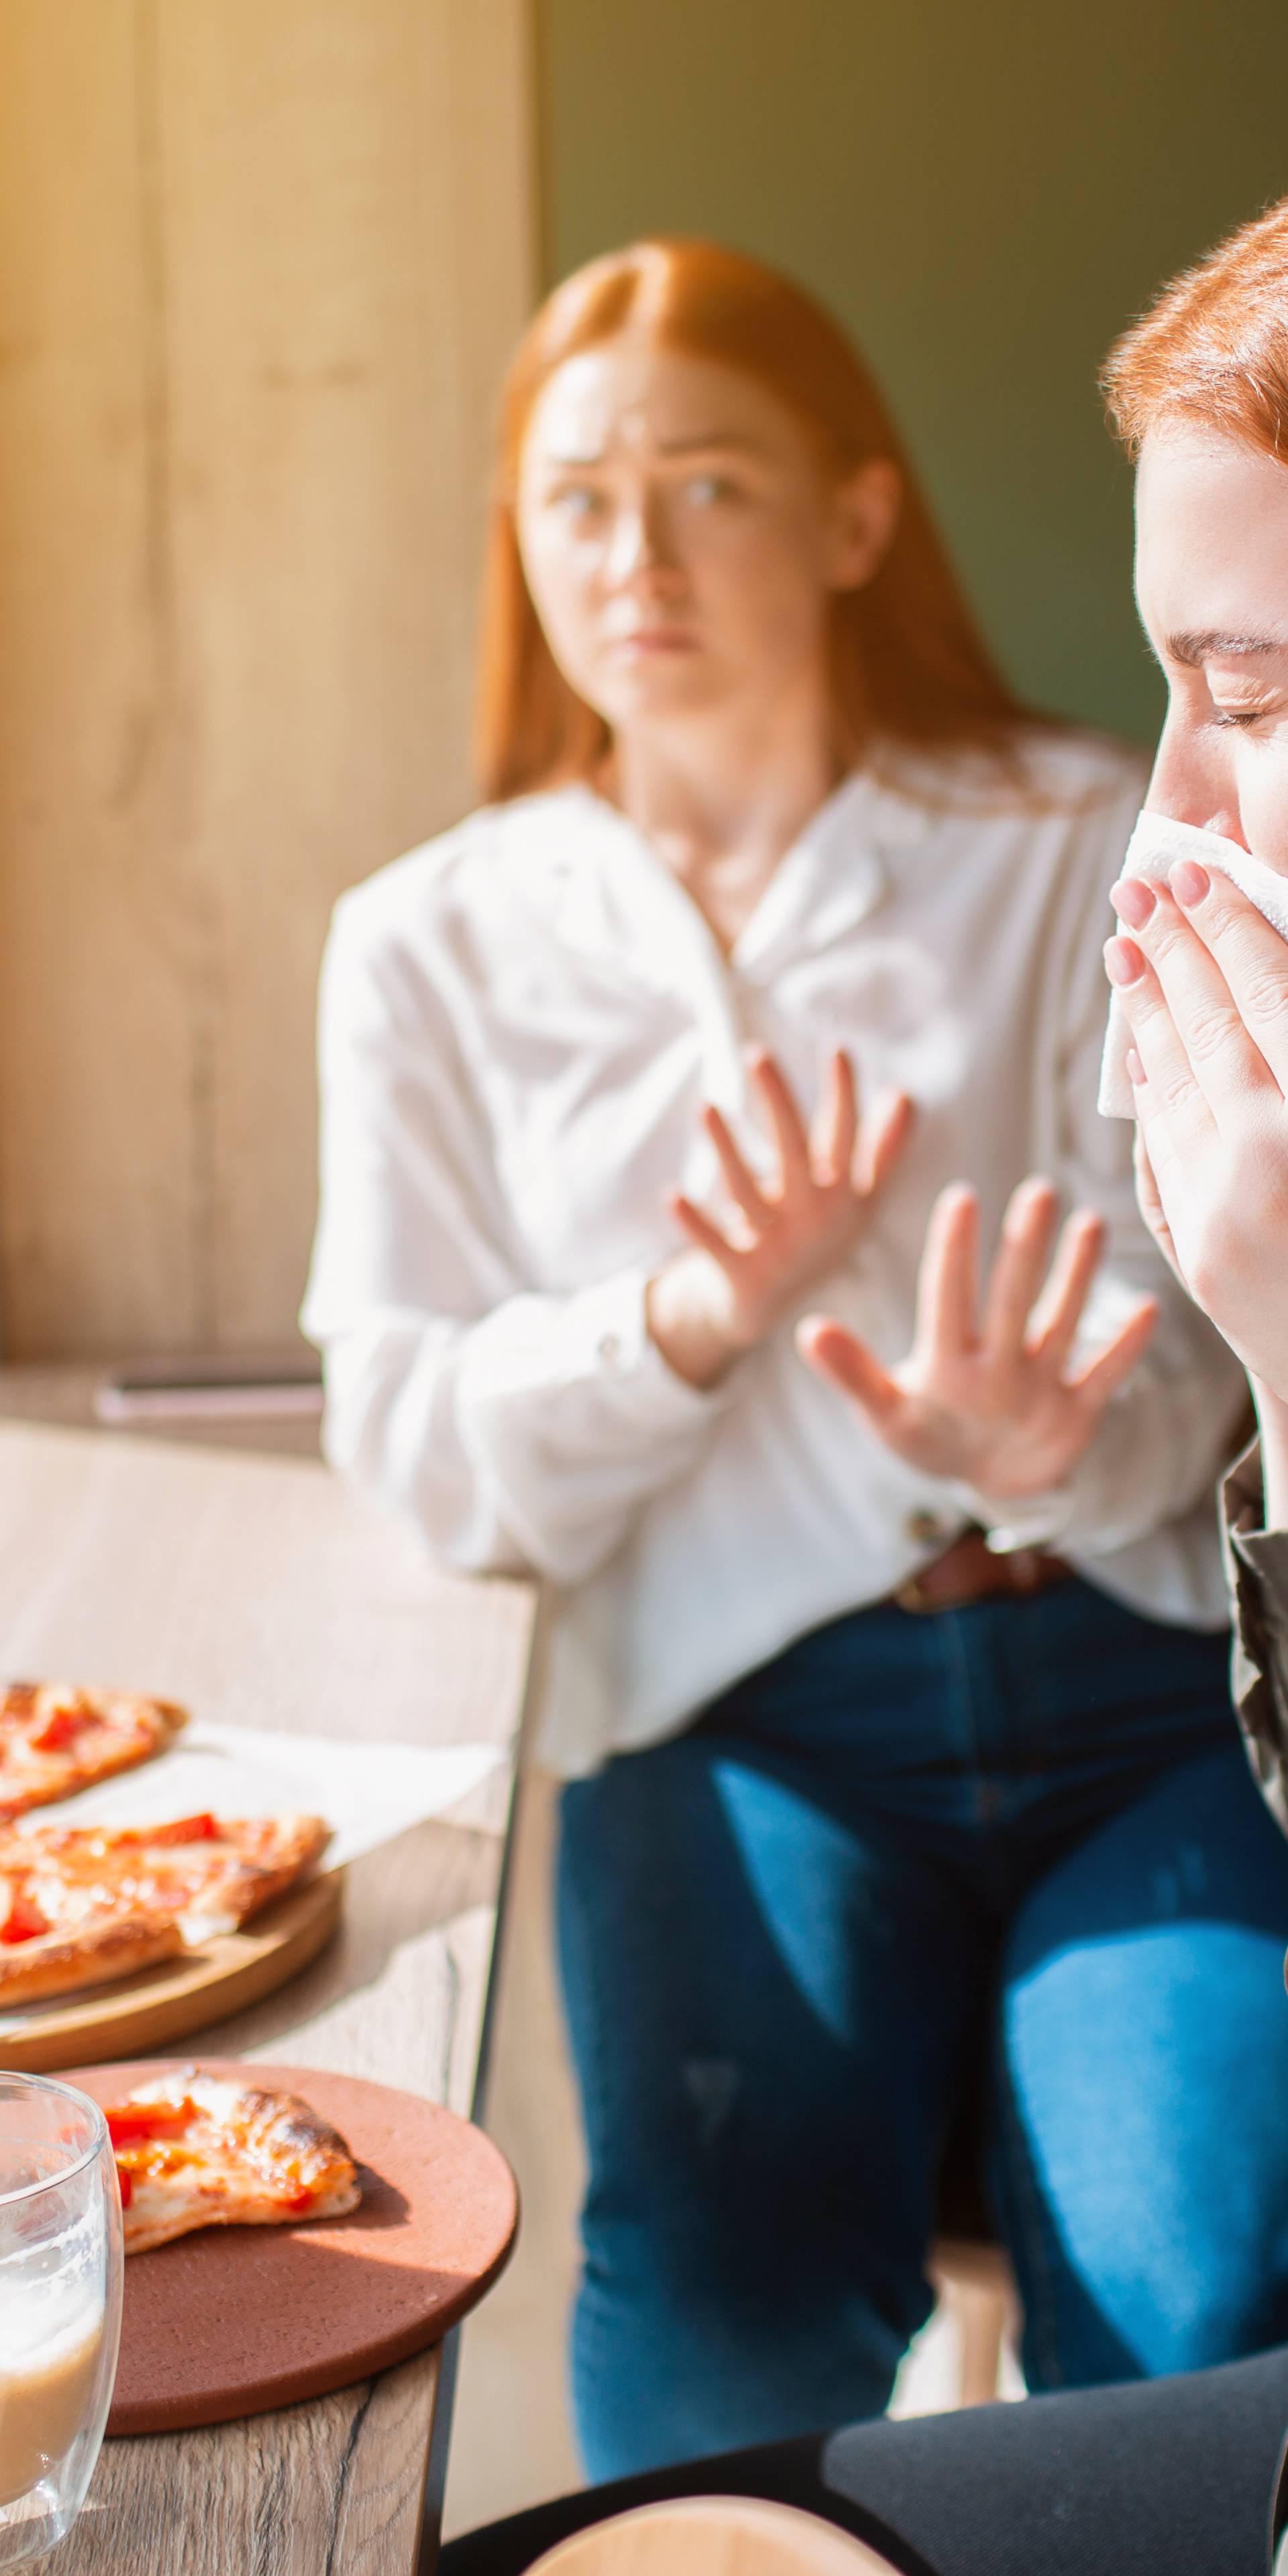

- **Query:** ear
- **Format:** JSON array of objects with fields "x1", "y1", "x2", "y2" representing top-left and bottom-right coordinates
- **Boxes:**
[{"x1": 825, "y1": 458, "x2": 902, "y2": 592}]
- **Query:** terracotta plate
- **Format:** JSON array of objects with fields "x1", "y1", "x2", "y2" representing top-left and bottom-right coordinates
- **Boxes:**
[{"x1": 60, "y1": 2058, "x2": 519, "y2": 2435}]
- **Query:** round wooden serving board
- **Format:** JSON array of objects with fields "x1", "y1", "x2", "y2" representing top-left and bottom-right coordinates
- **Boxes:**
[
  {"x1": 0, "y1": 1874, "x2": 343, "y2": 2074},
  {"x1": 61, "y1": 2059, "x2": 519, "y2": 2434}
]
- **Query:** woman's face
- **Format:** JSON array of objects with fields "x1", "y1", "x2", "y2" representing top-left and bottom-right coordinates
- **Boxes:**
[
  {"x1": 515, "y1": 340, "x2": 899, "y2": 740},
  {"x1": 1136, "y1": 426, "x2": 1288, "y2": 867}
]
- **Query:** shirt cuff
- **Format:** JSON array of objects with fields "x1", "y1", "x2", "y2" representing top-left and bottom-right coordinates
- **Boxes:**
[{"x1": 566, "y1": 1269, "x2": 737, "y2": 1424}]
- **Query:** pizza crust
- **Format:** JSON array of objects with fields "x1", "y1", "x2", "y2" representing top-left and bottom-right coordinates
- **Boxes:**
[
  {"x1": 0, "y1": 1911, "x2": 184, "y2": 2006},
  {"x1": 0, "y1": 1813, "x2": 332, "y2": 2006}
]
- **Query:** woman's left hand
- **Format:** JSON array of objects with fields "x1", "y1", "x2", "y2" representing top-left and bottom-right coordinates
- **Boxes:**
[
  {"x1": 798, "y1": 1175, "x2": 1158, "y2": 1500},
  {"x1": 649, "y1": 1048, "x2": 913, "y2": 1380},
  {"x1": 1105, "y1": 859, "x2": 1288, "y2": 1401}
]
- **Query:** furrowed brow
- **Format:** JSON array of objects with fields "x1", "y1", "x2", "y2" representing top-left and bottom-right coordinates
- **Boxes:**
[
  {"x1": 654, "y1": 432, "x2": 767, "y2": 456},
  {"x1": 1167, "y1": 628, "x2": 1288, "y2": 665}
]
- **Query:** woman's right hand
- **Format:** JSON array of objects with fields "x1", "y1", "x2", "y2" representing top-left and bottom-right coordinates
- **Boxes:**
[
  {"x1": 1106, "y1": 860, "x2": 1288, "y2": 1399},
  {"x1": 646, "y1": 1049, "x2": 913, "y2": 1388},
  {"x1": 1106, "y1": 858, "x2": 1288, "y2": 1525}
]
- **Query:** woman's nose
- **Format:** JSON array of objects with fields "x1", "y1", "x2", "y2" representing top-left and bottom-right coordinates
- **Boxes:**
[
  {"x1": 1145, "y1": 720, "x2": 1247, "y2": 847},
  {"x1": 606, "y1": 496, "x2": 676, "y2": 587}
]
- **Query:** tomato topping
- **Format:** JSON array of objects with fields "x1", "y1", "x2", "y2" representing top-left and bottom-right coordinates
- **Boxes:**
[
  {"x1": 107, "y1": 1813, "x2": 219, "y2": 1851},
  {"x1": 25, "y1": 1702, "x2": 89, "y2": 1753},
  {"x1": 105, "y1": 2100, "x2": 197, "y2": 2148},
  {"x1": 0, "y1": 1884, "x2": 49, "y2": 1944},
  {"x1": 115, "y1": 2163, "x2": 132, "y2": 2210}
]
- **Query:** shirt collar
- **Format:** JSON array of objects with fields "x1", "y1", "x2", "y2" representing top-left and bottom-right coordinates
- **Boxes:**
[
  {"x1": 537, "y1": 771, "x2": 933, "y2": 987},
  {"x1": 733, "y1": 769, "x2": 930, "y2": 978}
]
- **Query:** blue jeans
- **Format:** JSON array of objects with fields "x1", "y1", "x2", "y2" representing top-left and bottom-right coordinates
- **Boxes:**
[{"x1": 557, "y1": 1578, "x2": 1288, "y2": 2478}]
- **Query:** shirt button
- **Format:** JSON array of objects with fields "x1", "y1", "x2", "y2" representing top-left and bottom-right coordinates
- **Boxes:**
[
  {"x1": 598, "y1": 1332, "x2": 624, "y2": 1370},
  {"x1": 906, "y1": 1507, "x2": 949, "y2": 1546}
]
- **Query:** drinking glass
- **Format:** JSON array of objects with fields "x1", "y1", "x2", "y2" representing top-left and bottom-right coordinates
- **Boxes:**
[{"x1": 0, "y1": 2075, "x2": 123, "y2": 2567}]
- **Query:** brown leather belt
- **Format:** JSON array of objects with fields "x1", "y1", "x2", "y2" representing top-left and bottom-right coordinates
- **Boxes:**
[{"x1": 893, "y1": 1525, "x2": 1072, "y2": 1616}]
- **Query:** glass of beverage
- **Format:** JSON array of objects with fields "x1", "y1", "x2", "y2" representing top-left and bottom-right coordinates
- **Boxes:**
[{"x1": 0, "y1": 2074, "x2": 123, "y2": 2567}]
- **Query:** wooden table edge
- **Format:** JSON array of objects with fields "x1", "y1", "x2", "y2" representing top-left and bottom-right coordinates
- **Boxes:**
[{"x1": 0, "y1": 1377, "x2": 544, "y2": 2576}]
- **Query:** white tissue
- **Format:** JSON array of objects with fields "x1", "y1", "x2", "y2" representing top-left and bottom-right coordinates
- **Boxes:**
[{"x1": 1098, "y1": 810, "x2": 1288, "y2": 1117}]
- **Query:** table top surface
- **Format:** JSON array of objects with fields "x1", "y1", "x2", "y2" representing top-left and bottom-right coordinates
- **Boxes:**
[{"x1": 0, "y1": 1368, "x2": 538, "y2": 2576}]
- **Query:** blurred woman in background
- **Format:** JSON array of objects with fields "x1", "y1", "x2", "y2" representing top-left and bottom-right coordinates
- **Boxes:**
[{"x1": 303, "y1": 241, "x2": 1279, "y2": 2477}]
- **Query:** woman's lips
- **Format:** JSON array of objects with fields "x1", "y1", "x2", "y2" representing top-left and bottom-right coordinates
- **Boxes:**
[{"x1": 607, "y1": 628, "x2": 699, "y2": 655}]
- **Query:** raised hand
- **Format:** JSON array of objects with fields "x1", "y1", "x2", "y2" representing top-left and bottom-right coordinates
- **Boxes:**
[
  {"x1": 798, "y1": 1175, "x2": 1159, "y2": 1501},
  {"x1": 646, "y1": 1050, "x2": 913, "y2": 1388}
]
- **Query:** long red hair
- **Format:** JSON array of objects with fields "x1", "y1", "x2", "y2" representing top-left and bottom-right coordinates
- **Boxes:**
[{"x1": 475, "y1": 239, "x2": 1043, "y2": 802}]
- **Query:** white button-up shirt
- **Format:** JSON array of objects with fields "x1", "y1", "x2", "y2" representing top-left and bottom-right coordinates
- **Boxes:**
[{"x1": 302, "y1": 734, "x2": 1248, "y2": 1775}]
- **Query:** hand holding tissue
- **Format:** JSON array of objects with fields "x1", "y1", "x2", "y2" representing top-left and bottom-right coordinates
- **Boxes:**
[{"x1": 1099, "y1": 810, "x2": 1288, "y2": 1118}]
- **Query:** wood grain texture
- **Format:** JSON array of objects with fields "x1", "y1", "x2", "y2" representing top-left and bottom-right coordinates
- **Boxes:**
[
  {"x1": 527, "y1": 2499, "x2": 900, "y2": 2576},
  {"x1": 0, "y1": 1421, "x2": 530, "y2": 1786},
  {"x1": 0, "y1": 0, "x2": 199, "y2": 1352},
  {"x1": 0, "y1": 0, "x2": 535, "y2": 1358},
  {"x1": 45, "y1": 2359, "x2": 446, "y2": 2576},
  {"x1": 0, "y1": 1405, "x2": 535, "y2": 2573}
]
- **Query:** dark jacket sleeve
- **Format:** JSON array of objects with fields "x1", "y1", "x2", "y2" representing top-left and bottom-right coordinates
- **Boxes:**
[{"x1": 1223, "y1": 1437, "x2": 1288, "y2": 1839}]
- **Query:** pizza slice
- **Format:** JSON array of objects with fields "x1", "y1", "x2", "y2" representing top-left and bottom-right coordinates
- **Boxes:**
[
  {"x1": 105, "y1": 2066, "x2": 362, "y2": 2254},
  {"x1": 0, "y1": 1880, "x2": 184, "y2": 2006},
  {"x1": 0, "y1": 1813, "x2": 331, "y2": 2006},
  {"x1": 0, "y1": 1684, "x2": 187, "y2": 1825},
  {"x1": 7, "y1": 1811, "x2": 330, "y2": 1933}
]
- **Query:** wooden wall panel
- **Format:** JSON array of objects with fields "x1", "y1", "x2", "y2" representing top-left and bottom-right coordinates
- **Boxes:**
[
  {"x1": 0, "y1": 0, "x2": 535, "y2": 1358},
  {"x1": 0, "y1": 1, "x2": 202, "y2": 1353}
]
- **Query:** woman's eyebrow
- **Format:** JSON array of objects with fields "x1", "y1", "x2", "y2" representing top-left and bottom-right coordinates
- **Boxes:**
[
  {"x1": 653, "y1": 431, "x2": 767, "y2": 455},
  {"x1": 1167, "y1": 628, "x2": 1288, "y2": 664},
  {"x1": 539, "y1": 446, "x2": 609, "y2": 468},
  {"x1": 539, "y1": 429, "x2": 767, "y2": 470}
]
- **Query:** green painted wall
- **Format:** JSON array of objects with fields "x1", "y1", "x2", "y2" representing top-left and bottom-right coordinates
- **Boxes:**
[{"x1": 537, "y1": 1, "x2": 1288, "y2": 746}]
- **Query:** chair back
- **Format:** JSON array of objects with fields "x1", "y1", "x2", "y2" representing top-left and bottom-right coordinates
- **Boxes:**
[{"x1": 525, "y1": 2493, "x2": 900, "y2": 2575}]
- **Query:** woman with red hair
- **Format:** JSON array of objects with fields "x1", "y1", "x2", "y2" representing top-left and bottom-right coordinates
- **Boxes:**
[
  {"x1": 438, "y1": 196, "x2": 1288, "y2": 2576},
  {"x1": 303, "y1": 241, "x2": 1279, "y2": 2477}
]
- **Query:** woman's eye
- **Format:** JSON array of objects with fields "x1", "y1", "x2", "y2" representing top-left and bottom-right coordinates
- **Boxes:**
[
  {"x1": 1212, "y1": 706, "x2": 1267, "y2": 730},
  {"x1": 684, "y1": 472, "x2": 737, "y2": 506},
  {"x1": 549, "y1": 485, "x2": 604, "y2": 520}
]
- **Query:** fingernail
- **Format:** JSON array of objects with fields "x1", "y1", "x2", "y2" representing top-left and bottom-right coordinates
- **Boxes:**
[
  {"x1": 1111, "y1": 877, "x2": 1156, "y2": 929},
  {"x1": 1125, "y1": 1045, "x2": 1145, "y2": 1085},
  {"x1": 1104, "y1": 936, "x2": 1144, "y2": 987},
  {"x1": 1170, "y1": 858, "x2": 1210, "y2": 906}
]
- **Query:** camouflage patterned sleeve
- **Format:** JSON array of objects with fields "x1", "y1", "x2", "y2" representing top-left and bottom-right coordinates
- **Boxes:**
[{"x1": 1224, "y1": 1438, "x2": 1288, "y2": 1841}]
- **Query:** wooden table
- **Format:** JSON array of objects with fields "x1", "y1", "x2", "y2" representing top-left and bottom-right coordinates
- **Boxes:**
[{"x1": 0, "y1": 1371, "x2": 538, "y2": 2575}]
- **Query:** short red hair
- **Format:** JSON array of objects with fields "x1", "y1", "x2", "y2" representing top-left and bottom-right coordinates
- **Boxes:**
[
  {"x1": 475, "y1": 238, "x2": 1041, "y2": 803},
  {"x1": 1104, "y1": 196, "x2": 1288, "y2": 460}
]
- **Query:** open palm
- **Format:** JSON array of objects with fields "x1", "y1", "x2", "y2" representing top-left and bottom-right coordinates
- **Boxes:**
[{"x1": 798, "y1": 1176, "x2": 1159, "y2": 1500}]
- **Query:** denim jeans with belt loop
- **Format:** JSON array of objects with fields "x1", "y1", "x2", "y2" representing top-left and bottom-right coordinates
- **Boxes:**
[{"x1": 557, "y1": 1576, "x2": 1288, "y2": 2479}]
